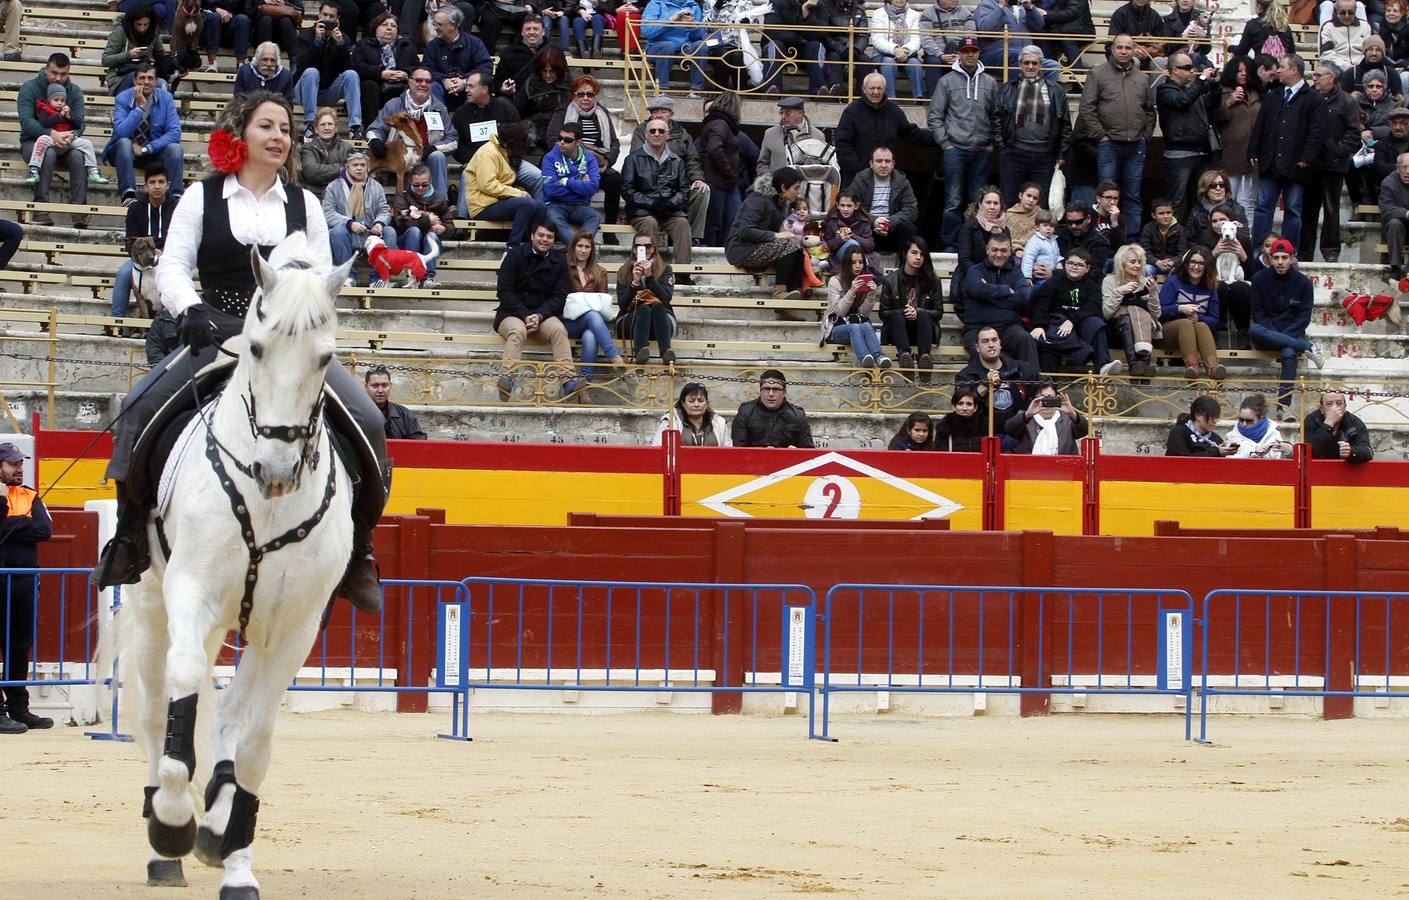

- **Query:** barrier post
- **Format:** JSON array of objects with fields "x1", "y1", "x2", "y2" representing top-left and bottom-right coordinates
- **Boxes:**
[
  {"x1": 1322, "y1": 535, "x2": 1357, "y2": 720},
  {"x1": 1019, "y1": 532, "x2": 1054, "y2": 715},
  {"x1": 395, "y1": 515, "x2": 432, "y2": 713},
  {"x1": 1080, "y1": 436, "x2": 1100, "y2": 536},
  {"x1": 711, "y1": 521, "x2": 746, "y2": 714},
  {"x1": 982, "y1": 436, "x2": 1003, "y2": 531},
  {"x1": 1293, "y1": 442, "x2": 1311, "y2": 528},
  {"x1": 662, "y1": 427, "x2": 681, "y2": 516}
]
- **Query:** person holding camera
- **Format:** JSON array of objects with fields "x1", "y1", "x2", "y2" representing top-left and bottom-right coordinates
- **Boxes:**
[
  {"x1": 822, "y1": 246, "x2": 889, "y2": 368},
  {"x1": 294, "y1": 1, "x2": 362, "y2": 140},
  {"x1": 1006, "y1": 383, "x2": 1088, "y2": 455}
]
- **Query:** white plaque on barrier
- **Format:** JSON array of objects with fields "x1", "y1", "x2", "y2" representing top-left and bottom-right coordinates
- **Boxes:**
[
  {"x1": 1163, "y1": 611, "x2": 1183, "y2": 688},
  {"x1": 787, "y1": 606, "x2": 806, "y2": 687},
  {"x1": 443, "y1": 604, "x2": 461, "y2": 687}
]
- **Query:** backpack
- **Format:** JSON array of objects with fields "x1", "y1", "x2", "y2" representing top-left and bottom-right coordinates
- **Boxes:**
[{"x1": 785, "y1": 134, "x2": 841, "y2": 213}]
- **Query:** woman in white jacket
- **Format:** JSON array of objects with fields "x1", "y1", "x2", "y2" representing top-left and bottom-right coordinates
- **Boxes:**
[
  {"x1": 1224, "y1": 394, "x2": 1292, "y2": 458},
  {"x1": 653, "y1": 382, "x2": 732, "y2": 446},
  {"x1": 868, "y1": 0, "x2": 925, "y2": 99}
]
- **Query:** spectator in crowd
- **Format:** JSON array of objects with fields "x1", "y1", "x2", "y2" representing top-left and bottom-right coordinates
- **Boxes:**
[
  {"x1": 1108, "y1": 0, "x2": 1165, "y2": 67},
  {"x1": 975, "y1": 0, "x2": 1048, "y2": 77},
  {"x1": 513, "y1": 47, "x2": 571, "y2": 152},
  {"x1": 623, "y1": 116, "x2": 696, "y2": 275},
  {"x1": 323, "y1": 150, "x2": 396, "y2": 283},
  {"x1": 1353, "y1": 72, "x2": 1397, "y2": 165},
  {"x1": 1300, "y1": 60, "x2": 1363, "y2": 262},
  {"x1": 494, "y1": 15, "x2": 548, "y2": 94},
  {"x1": 1021, "y1": 210, "x2": 1061, "y2": 280},
  {"x1": 1368, "y1": 105, "x2": 1409, "y2": 199},
  {"x1": 640, "y1": 0, "x2": 707, "y2": 96},
  {"x1": 1140, "y1": 197, "x2": 1188, "y2": 275},
  {"x1": 628, "y1": 97, "x2": 709, "y2": 254},
  {"x1": 108, "y1": 165, "x2": 177, "y2": 334},
  {"x1": 822, "y1": 247, "x2": 888, "y2": 367},
  {"x1": 102, "y1": 5, "x2": 169, "y2": 96},
  {"x1": 0, "y1": 221, "x2": 19, "y2": 279},
  {"x1": 932, "y1": 387, "x2": 987, "y2": 451},
  {"x1": 1184, "y1": 168, "x2": 1249, "y2": 244},
  {"x1": 1166, "y1": 395, "x2": 1235, "y2": 455},
  {"x1": 1234, "y1": 0, "x2": 1296, "y2": 60},
  {"x1": 253, "y1": 0, "x2": 302, "y2": 57},
  {"x1": 293, "y1": 2, "x2": 362, "y2": 139},
  {"x1": 728, "y1": 168, "x2": 808, "y2": 302},
  {"x1": 1378, "y1": 0, "x2": 1409, "y2": 89},
  {"x1": 391, "y1": 163, "x2": 455, "y2": 288},
  {"x1": 568, "y1": 0, "x2": 613, "y2": 58},
  {"x1": 867, "y1": 0, "x2": 925, "y2": 99},
  {"x1": 955, "y1": 325, "x2": 1040, "y2": 430},
  {"x1": 1057, "y1": 201, "x2": 1115, "y2": 274},
  {"x1": 1101, "y1": 242, "x2": 1162, "y2": 375},
  {"x1": 823, "y1": 190, "x2": 879, "y2": 271},
  {"x1": 1005, "y1": 182, "x2": 1043, "y2": 249},
  {"x1": 25, "y1": 79, "x2": 108, "y2": 202},
  {"x1": 1215, "y1": 55, "x2": 1266, "y2": 216},
  {"x1": 0, "y1": 441, "x2": 53, "y2": 735},
  {"x1": 1250, "y1": 238, "x2": 1323, "y2": 417},
  {"x1": 617, "y1": 230, "x2": 677, "y2": 364},
  {"x1": 758, "y1": 97, "x2": 827, "y2": 174},
  {"x1": 1159, "y1": 246, "x2": 1225, "y2": 380},
  {"x1": 1320, "y1": 0, "x2": 1372, "y2": 69},
  {"x1": 1305, "y1": 391, "x2": 1374, "y2": 460},
  {"x1": 1225, "y1": 394, "x2": 1292, "y2": 457},
  {"x1": 1007, "y1": 384, "x2": 1088, "y2": 455},
  {"x1": 367, "y1": 65, "x2": 458, "y2": 196},
  {"x1": 202, "y1": 0, "x2": 254, "y2": 72},
  {"x1": 18, "y1": 54, "x2": 92, "y2": 228},
  {"x1": 452, "y1": 72, "x2": 539, "y2": 197},
  {"x1": 145, "y1": 309, "x2": 179, "y2": 364},
  {"x1": 1163, "y1": 0, "x2": 1211, "y2": 61},
  {"x1": 760, "y1": 0, "x2": 828, "y2": 95},
  {"x1": 655, "y1": 382, "x2": 731, "y2": 446},
  {"x1": 1199, "y1": 204, "x2": 1254, "y2": 340},
  {"x1": 562, "y1": 229, "x2": 624, "y2": 391},
  {"x1": 0, "y1": 0, "x2": 20, "y2": 63},
  {"x1": 105, "y1": 65, "x2": 183, "y2": 205},
  {"x1": 847, "y1": 145, "x2": 920, "y2": 256},
  {"x1": 1156, "y1": 51, "x2": 1219, "y2": 220},
  {"x1": 363, "y1": 366, "x2": 427, "y2": 439},
  {"x1": 549, "y1": 75, "x2": 620, "y2": 226},
  {"x1": 888, "y1": 412, "x2": 934, "y2": 450},
  {"x1": 956, "y1": 185, "x2": 1010, "y2": 272},
  {"x1": 234, "y1": 42, "x2": 295, "y2": 99},
  {"x1": 929, "y1": 37, "x2": 997, "y2": 250},
  {"x1": 1381, "y1": 150, "x2": 1409, "y2": 278},
  {"x1": 1079, "y1": 35, "x2": 1157, "y2": 240},
  {"x1": 353, "y1": 12, "x2": 418, "y2": 130},
  {"x1": 1031, "y1": 248, "x2": 1124, "y2": 375},
  {"x1": 834, "y1": 72, "x2": 934, "y2": 187},
  {"x1": 542, "y1": 121, "x2": 601, "y2": 243},
  {"x1": 700, "y1": 93, "x2": 743, "y2": 246},
  {"x1": 732, "y1": 370, "x2": 815, "y2": 448},
  {"x1": 422, "y1": 6, "x2": 493, "y2": 112},
  {"x1": 1341, "y1": 33, "x2": 1394, "y2": 92},
  {"x1": 463, "y1": 123, "x2": 544, "y2": 244},
  {"x1": 878, "y1": 236, "x2": 942, "y2": 373},
  {"x1": 995, "y1": 46, "x2": 1070, "y2": 208},
  {"x1": 963, "y1": 231, "x2": 1039, "y2": 368},
  {"x1": 1251, "y1": 54, "x2": 1324, "y2": 250},
  {"x1": 300, "y1": 105, "x2": 353, "y2": 195},
  {"x1": 495, "y1": 220, "x2": 573, "y2": 400},
  {"x1": 1041, "y1": 0, "x2": 1094, "y2": 68}
]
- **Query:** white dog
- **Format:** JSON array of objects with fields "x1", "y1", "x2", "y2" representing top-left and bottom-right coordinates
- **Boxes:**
[{"x1": 1214, "y1": 220, "x2": 1244, "y2": 284}]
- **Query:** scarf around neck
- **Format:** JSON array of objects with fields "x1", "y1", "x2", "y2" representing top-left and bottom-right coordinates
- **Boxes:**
[
  {"x1": 976, "y1": 207, "x2": 1007, "y2": 233},
  {"x1": 404, "y1": 92, "x2": 432, "y2": 118},
  {"x1": 342, "y1": 171, "x2": 366, "y2": 218},
  {"x1": 1016, "y1": 77, "x2": 1048, "y2": 127},
  {"x1": 1237, "y1": 416, "x2": 1271, "y2": 443}
]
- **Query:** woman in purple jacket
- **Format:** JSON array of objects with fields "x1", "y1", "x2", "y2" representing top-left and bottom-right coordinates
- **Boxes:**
[{"x1": 1158, "y1": 246, "x2": 1226, "y2": 381}]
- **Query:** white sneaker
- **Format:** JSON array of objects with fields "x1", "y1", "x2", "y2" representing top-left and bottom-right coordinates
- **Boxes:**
[
  {"x1": 860, "y1": 354, "x2": 875, "y2": 368},
  {"x1": 369, "y1": 279, "x2": 388, "y2": 289},
  {"x1": 421, "y1": 278, "x2": 439, "y2": 289},
  {"x1": 1307, "y1": 342, "x2": 1325, "y2": 370},
  {"x1": 343, "y1": 276, "x2": 357, "y2": 288},
  {"x1": 1099, "y1": 358, "x2": 1124, "y2": 376},
  {"x1": 877, "y1": 356, "x2": 893, "y2": 369}
]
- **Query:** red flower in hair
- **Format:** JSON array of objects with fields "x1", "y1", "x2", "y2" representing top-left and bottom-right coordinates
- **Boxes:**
[{"x1": 208, "y1": 129, "x2": 248, "y2": 174}]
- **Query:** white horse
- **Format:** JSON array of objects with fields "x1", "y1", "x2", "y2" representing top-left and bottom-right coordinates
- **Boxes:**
[{"x1": 102, "y1": 232, "x2": 355, "y2": 899}]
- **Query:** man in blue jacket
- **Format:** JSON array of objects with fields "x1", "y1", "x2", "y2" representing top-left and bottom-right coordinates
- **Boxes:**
[
  {"x1": 640, "y1": 0, "x2": 707, "y2": 96},
  {"x1": 1249, "y1": 238, "x2": 1323, "y2": 418},
  {"x1": 421, "y1": 6, "x2": 493, "y2": 113},
  {"x1": 962, "y1": 230, "x2": 1039, "y2": 368},
  {"x1": 103, "y1": 64, "x2": 183, "y2": 205},
  {"x1": 541, "y1": 121, "x2": 601, "y2": 244}
]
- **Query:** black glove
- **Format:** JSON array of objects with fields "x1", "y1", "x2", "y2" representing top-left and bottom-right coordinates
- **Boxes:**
[
  {"x1": 178, "y1": 303, "x2": 216, "y2": 351},
  {"x1": 368, "y1": 137, "x2": 387, "y2": 158}
]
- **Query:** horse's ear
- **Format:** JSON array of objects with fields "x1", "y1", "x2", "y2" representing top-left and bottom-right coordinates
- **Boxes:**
[
  {"x1": 251, "y1": 245, "x2": 277, "y2": 294},
  {"x1": 327, "y1": 256, "x2": 355, "y2": 298}
]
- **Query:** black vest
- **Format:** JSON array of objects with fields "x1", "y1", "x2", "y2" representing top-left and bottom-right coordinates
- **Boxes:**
[{"x1": 196, "y1": 174, "x2": 307, "y2": 321}]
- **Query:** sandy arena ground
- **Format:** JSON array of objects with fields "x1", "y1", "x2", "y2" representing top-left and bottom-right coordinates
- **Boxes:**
[{"x1": 3, "y1": 709, "x2": 1408, "y2": 898}]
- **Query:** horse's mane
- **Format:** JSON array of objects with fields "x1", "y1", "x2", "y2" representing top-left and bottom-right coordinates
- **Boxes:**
[{"x1": 255, "y1": 230, "x2": 338, "y2": 337}]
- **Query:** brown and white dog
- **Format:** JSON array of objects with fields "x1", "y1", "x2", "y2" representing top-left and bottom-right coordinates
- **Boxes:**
[
  {"x1": 369, "y1": 112, "x2": 424, "y2": 193},
  {"x1": 128, "y1": 236, "x2": 160, "y2": 320},
  {"x1": 168, "y1": 0, "x2": 205, "y2": 83}
]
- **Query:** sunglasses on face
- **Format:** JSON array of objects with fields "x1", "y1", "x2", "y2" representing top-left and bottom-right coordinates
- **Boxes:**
[
  {"x1": 558, "y1": 135, "x2": 577, "y2": 143},
  {"x1": 646, "y1": 128, "x2": 667, "y2": 134},
  {"x1": 574, "y1": 90, "x2": 596, "y2": 98},
  {"x1": 410, "y1": 76, "x2": 432, "y2": 83},
  {"x1": 1065, "y1": 218, "x2": 1086, "y2": 226},
  {"x1": 1173, "y1": 64, "x2": 1195, "y2": 70},
  {"x1": 1209, "y1": 181, "x2": 1227, "y2": 188}
]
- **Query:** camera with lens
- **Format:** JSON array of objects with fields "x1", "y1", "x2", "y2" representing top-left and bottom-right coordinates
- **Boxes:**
[
  {"x1": 317, "y1": 17, "x2": 338, "y2": 30},
  {"x1": 1041, "y1": 395, "x2": 1063, "y2": 409}
]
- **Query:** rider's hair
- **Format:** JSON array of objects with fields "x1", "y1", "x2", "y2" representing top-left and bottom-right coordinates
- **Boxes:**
[{"x1": 213, "y1": 91, "x2": 300, "y2": 184}]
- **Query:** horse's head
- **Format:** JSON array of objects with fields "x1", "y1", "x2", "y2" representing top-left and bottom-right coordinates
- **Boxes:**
[{"x1": 242, "y1": 231, "x2": 352, "y2": 499}]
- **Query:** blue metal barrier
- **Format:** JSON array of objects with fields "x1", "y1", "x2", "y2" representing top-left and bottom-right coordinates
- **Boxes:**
[
  {"x1": 819, "y1": 584, "x2": 1197, "y2": 741},
  {"x1": 1197, "y1": 589, "x2": 1409, "y2": 743},
  {"x1": 443, "y1": 578, "x2": 819, "y2": 740},
  {"x1": 0, "y1": 567, "x2": 99, "y2": 726}
]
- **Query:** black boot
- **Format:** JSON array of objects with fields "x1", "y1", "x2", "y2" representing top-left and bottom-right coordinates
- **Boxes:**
[
  {"x1": 1114, "y1": 315, "x2": 1143, "y2": 376},
  {"x1": 576, "y1": 38, "x2": 588, "y2": 59},
  {"x1": 590, "y1": 33, "x2": 602, "y2": 58},
  {"x1": 93, "y1": 481, "x2": 151, "y2": 587},
  {"x1": 337, "y1": 533, "x2": 383, "y2": 614}
]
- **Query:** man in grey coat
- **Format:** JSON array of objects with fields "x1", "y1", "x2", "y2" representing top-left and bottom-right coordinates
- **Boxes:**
[
  {"x1": 757, "y1": 96, "x2": 827, "y2": 173},
  {"x1": 927, "y1": 36, "x2": 997, "y2": 251},
  {"x1": 847, "y1": 145, "x2": 920, "y2": 254}
]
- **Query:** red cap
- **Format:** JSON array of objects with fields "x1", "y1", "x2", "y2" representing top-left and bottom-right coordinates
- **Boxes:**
[{"x1": 1269, "y1": 239, "x2": 1295, "y2": 256}]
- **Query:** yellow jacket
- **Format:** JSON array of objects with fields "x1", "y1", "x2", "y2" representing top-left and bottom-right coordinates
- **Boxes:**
[{"x1": 465, "y1": 134, "x2": 527, "y2": 217}]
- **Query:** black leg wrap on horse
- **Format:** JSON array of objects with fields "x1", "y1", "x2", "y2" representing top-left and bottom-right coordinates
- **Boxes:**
[
  {"x1": 143, "y1": 784, "x2": 157, "y2": 819},
  {"x1": 205, "y1": 759, "x2": 236, "y2": 810},
  {"x1": 163, "y1": 693, "x2": 199, "y2": 779},
  {"x1": 219, "y1": 784, "x2": 260, "y2": 859}
]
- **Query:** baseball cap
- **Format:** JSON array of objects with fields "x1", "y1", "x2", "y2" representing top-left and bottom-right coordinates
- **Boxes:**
[
  {"x1": 0, "y1": 442, "x2": 29, "y2": 463},
  {"x1": 646, "y1": 95, "x2": 674, "y2": 111},
  {"x1": 957, "y1": 36, "x2": 981, "y2": 51}
]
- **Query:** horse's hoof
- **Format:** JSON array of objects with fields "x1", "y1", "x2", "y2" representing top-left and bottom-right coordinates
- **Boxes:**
[
  {"x1": 219, "y1": 885, "x2": 259, "y2": 900},
  {"x1": 148, "y1": 814, "x2": 197, "y2": 858},
  {"x1": 146, "y1": 858, "x2": 187, "y2": 887},
  {"x1": 194, "y1": 824, "x2": 225, "y2": 868}
]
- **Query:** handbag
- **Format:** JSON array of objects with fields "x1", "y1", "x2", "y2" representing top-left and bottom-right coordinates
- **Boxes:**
[
  {"x1": 1353, "y1": 140, "x2": 1376, "y2": 169},
  {"x1": 627, "y1": 287, "x2": 661, "y2": 316},
  {"x1": 257, "y1": 2, "x2": 303, "y2": 26},
  {"x1": 564, "y1": 291, "x2": 616, "y2": 322}
]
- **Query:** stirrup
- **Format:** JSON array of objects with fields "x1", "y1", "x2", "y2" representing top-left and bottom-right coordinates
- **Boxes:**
[{"x1": 93, "y1": 534, "x2": 150, "y2": 587}]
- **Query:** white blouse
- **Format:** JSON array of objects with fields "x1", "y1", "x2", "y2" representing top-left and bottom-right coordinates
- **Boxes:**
[{"x1": 156, "y1": 174, "x2": 331, "y2": 317}]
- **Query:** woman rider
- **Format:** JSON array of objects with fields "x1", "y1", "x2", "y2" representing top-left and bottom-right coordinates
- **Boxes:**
[{"x1": 93, "y1": 91, "x2": 389, "y2": 614}]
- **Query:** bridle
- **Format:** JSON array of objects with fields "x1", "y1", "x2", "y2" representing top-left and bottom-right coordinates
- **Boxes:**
[{"x1": 241, "y1": 386, "x2": 324, "y2": 480}]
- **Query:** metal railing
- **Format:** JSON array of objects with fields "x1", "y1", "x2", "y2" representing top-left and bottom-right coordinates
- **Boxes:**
[{"x1": 0, "y1": 567, "x2": 99, "y2": 707}]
